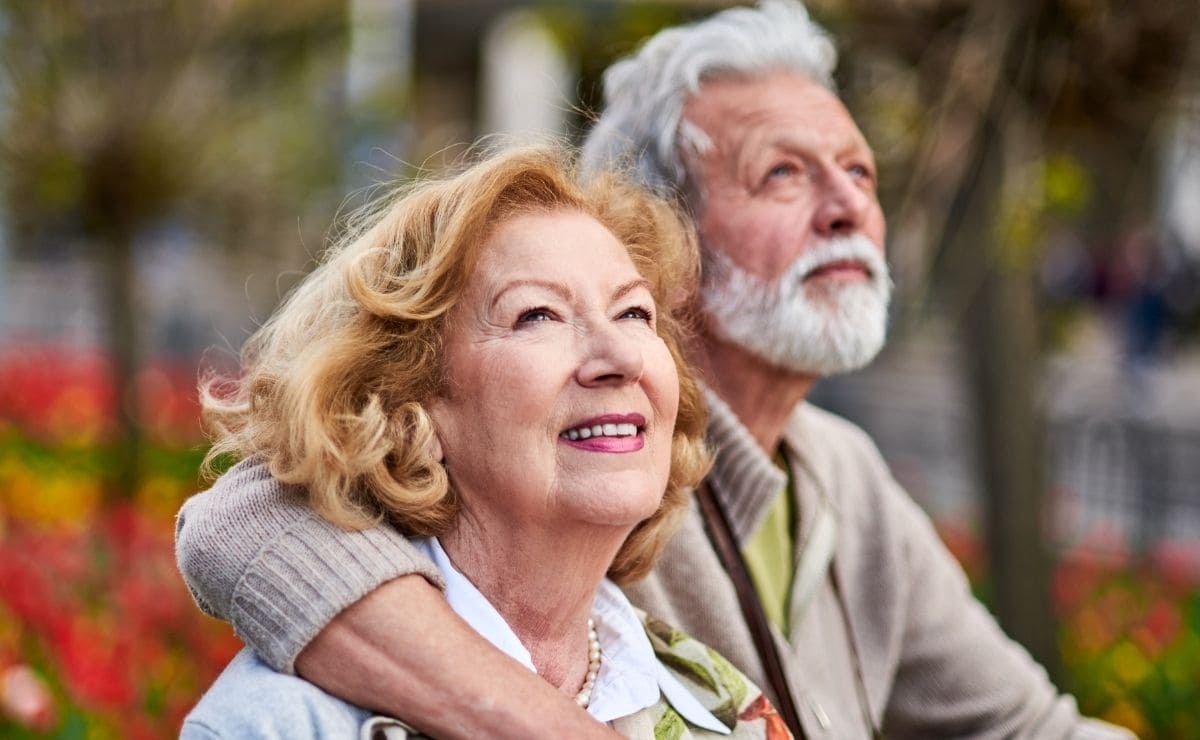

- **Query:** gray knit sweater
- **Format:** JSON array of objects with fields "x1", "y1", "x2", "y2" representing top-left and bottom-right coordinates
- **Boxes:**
[{"x1": 176, "y1": 393, "x2": 1132, "y2": 739}]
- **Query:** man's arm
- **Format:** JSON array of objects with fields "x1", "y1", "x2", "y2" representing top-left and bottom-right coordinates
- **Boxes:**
[
  {"x1": 176, "y1": 458, "x2": 618, "y2": 739},
  {"x1": 880, "y1": 484, "x2": 1134, "y2": 739},
  {"x1": 803, "y1": 406, "x2": 1131, "y2": 738},
  {"x1": 297, "y1": 576, "x2": 618, "y2": 739}
]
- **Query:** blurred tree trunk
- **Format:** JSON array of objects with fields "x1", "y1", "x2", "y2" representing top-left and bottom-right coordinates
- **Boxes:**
[
  {"x1": 85, "y1": 128, "x2": 151, "y2": 502},
  {"x1": 959, "y1": 134, "x2": 1059, "y2": 677},
  {"x1": 935, "y1": 6, "x2": 1060, "y2": 677},
  {"x1": 970, "y1": 264, "x2": 1059, "y2": 678},
  {"x1": 100, "y1": 229, "x2": 140, "y2": 499}
]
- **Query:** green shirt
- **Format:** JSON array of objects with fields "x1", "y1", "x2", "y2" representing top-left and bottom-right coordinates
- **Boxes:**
[{"x1": 741, "y1": 451, "x2": 796, "y2": 635}]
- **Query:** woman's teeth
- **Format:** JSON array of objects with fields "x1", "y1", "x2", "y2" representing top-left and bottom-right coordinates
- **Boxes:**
[{"x1": 561, "y1": 423, "x2": 639, "y2": 441}]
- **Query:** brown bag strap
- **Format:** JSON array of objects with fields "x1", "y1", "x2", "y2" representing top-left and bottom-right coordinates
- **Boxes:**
[{"x1": 694, "y1": 483, "x2": 806, "y2": 739}]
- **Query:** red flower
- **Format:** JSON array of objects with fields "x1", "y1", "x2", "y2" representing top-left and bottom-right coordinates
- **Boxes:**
[{"x1": 56, "y1": 617, "x2": 135, "y2": 711}]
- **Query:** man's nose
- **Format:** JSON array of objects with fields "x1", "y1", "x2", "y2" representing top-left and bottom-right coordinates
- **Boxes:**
[
  {"x1": 576, "y1": 321, "x2": 644, "y2": 387},
  {"x1": 813, "y1": 168, "x2": 873, "y2": 237}
]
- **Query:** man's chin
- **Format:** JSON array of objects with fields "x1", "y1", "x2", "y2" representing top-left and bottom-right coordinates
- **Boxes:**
[{"x1": 772, "y1": 339, "x2": 885, "y2": 378}]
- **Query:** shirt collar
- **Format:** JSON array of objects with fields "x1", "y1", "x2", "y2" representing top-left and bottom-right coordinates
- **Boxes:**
[{"x1": 414, "y1": 538, "x2": 729, "y2": 734}]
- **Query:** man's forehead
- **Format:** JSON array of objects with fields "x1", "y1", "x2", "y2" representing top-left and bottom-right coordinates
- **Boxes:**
[
  {"x1": 684, "y1": 72, "x2": 871, "y2": 157},
  {"x1": 687, "y1": 69, "x2": 830, "y2": 114}
]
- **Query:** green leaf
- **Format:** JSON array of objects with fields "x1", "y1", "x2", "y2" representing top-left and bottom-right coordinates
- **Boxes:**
[
  {"x1": 644, "y1": 614, "x2": 688, "y2": 646},
  {"x1": 706, "y1": 645, "x2": 748, "y2": 708},
  {"x1": 655, "y1": 649, "x2": 719, "y2": 694},
  {"x1": 654, "y1": 707, "x2": 687, "y2": 740}
]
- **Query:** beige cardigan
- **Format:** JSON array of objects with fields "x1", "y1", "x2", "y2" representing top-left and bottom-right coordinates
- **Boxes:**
[{"x1": 176, "y1": 392, "x2": 1132, "y2": 739}]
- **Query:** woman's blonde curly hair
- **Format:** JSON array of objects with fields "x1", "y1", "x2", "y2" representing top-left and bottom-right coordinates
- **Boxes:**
[{"x1": 201, "y1": 144, "x2": 710, "y2": 584}]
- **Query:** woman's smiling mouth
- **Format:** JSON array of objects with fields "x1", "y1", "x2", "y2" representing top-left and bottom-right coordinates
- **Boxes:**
[{"x1": 559, "y1": 414, "x2": 647, "y2": 452}]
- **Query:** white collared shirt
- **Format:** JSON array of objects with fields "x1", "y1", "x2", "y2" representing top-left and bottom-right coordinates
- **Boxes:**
[{"x1": 414, "y1": 538, "x2": 730, "y2": 734}]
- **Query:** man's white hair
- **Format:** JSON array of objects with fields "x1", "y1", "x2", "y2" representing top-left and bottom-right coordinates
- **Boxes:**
[{"x1": 580, "y1": 0, "x2": 837, "y2": 194}]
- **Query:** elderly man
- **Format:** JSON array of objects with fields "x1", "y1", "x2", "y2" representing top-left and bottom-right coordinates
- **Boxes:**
[{"x1": 176, "y1": 2, "x2": 1130, "y2": 738}]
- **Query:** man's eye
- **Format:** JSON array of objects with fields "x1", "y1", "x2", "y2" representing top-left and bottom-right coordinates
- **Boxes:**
[
  {"x1": 848, "y1": 163, "x2": 874, "y2": 181},
  {"x1": 517, "y1": 308, "x2": 555, "y2": 324},
  {"x1": 766, "y1": 162, "x2": 798, "y2": 180}
]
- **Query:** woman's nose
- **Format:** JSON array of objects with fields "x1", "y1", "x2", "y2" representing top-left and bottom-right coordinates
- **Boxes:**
[{"x1": 576, "y1": 321, "x2": 644, "y2": 387}]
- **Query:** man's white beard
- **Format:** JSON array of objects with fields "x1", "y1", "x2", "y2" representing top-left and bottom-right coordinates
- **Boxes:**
[{"x1": 700, "y1": 235, "x2": 893, "y2": 377}]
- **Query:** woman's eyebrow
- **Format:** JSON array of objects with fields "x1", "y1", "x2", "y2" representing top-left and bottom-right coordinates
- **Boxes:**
[
  {"x1": 488, "y1": 277, "x2": 650, "y2": 310},
  {"x1": 489, "y1": 278, "x2": 572, "y2": 310},
  {"x1": 612, "y1": 278, "x2": 653, "y2": 302}
]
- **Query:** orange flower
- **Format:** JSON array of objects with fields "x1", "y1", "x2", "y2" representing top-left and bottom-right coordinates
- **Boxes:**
[{"x1": 739, "y1": 692, "x2": 793, "y2": 739}]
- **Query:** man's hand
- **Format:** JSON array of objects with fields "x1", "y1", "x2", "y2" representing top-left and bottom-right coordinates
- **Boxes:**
[{"x1": 295, "y1": 575, "x2": 622, "y2": 739}]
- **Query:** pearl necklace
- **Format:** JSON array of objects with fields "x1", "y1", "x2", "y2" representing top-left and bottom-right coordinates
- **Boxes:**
[{"x1": 574, "y1": 618, "x2": 602, "y2": 708}]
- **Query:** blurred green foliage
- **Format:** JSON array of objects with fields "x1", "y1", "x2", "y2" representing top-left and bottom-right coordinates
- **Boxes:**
[{"x1": 940, "y1": 521, "x2": 1200, "y2": 738}]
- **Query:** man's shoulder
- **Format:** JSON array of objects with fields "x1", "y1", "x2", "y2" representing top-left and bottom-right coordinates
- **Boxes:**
[
  {"x1": 785, "y1": 401, "x2": 931, "y2": 538},
  {"x1": 182, "y1": 649, "x2": 368, "y2": 738}
]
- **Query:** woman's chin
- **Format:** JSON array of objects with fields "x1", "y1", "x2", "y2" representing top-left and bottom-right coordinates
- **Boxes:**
[{"x1": 563, "y1": 487, "x2": 665, "y2": 530}]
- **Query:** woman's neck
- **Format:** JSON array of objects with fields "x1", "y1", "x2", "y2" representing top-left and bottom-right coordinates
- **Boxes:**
[{"x1": 439, "y1": 518, "x2": 626, "y2": 695}]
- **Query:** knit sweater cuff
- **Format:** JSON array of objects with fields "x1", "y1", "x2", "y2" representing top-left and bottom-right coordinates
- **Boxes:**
[
  {"x1": 229, "y1": 516, "x2": 445, "y2": 675},
  {"x1": 174, "y1": 459, "x2": 447, "y2": 675}
]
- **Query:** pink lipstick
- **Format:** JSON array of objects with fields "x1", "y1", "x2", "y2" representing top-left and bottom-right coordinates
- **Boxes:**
[{"x1": 559, "y1": 413, "x2": 646, "y2": 453}]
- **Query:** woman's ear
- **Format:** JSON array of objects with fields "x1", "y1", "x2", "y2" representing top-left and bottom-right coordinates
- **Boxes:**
[
  {"x1": 425, "y1": 399, "x2": 447, "y2": 464},
  {"x1": 429, "y1": 430, "x2": 444, "y2": 464}
]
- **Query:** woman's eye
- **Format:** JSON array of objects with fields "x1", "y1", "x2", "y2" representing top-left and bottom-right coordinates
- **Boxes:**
[
  {"x1": 619, "y1": 306, "x2": 653, "y2": 323},
  {"x1": 517, "y1": 307, "x2": 555, "y2": 324}
]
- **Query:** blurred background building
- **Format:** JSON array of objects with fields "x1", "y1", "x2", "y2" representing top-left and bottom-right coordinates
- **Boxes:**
[{"x1": 0, "y1": 0, "x2": 1197, "y2": 736}]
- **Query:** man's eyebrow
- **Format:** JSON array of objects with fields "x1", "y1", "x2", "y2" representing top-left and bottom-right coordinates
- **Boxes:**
[
  {"x1": 765, "y1": 133, "x2": 875, "y2": 163},
  {"x1": 763, "y1": 134, "x2": 805, "y2": 152},
  {"x1": 489, "y1": 279, "x2": 571, "y2": 310}
]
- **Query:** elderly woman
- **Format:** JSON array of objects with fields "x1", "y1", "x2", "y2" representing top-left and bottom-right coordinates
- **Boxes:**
[{"x1": 182, "y1": 146, "x2": 790, "y2": 739}]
